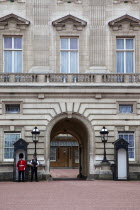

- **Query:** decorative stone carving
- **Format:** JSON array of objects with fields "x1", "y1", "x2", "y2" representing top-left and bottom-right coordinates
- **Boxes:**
[
  {"x1": 52, "y1": 14, "x2": 87, "y2": 31},
  {"x1": 57, "y1": 0, "x2": 82, "y2": 4},
  {"x1": 0, "y1": 0, "x2": 26, "y2": 2},
  {"x1": 0, "y1": 13, "x2": 30, "y2": 31},
  {"x1": 108, "y1": 14, "x2": 140, "y2": 31},
  {"x1": 113, "y1": 0, "x2": 138, "y2": 3}
]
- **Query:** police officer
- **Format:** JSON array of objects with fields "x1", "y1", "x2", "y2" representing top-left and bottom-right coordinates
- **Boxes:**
[
  {"x1": 16, "y1": 153, "x2": 26, "y2": 182},
  {"x1": 30, "y1": 155, "x2": 39, "y2": 182}
]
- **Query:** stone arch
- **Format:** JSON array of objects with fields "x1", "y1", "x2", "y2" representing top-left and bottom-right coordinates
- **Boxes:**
[{"x1": 45, "y1": 113, "x2": 95, "y2": 180}]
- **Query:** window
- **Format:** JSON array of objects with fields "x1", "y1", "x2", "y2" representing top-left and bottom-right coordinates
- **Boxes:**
[
  {"x1": 5, "y1": 104, "x2": 20, "y2": 113},
  {"x1": 50, "y1": 147, "x2": 56, "y2": 161},
  {"x1": 60, "y1": 38, "x2": 78, "y2": 73},
  {"x1": 74, "y1": 148, "x2": 79, "y2": 163},
  {"x1": 116, "y1": 38, "x2": 134, "y2": 73},
  {"x1": 118, "y1": 132, "x2": 135, "y2": 160},
  {"x1": 119, "y1": 104, "x2": 133, "y2": 113},
  {"x1": 4, "y1": 36, "x2": 22, "y2": 73},
  {"x1": 4, "y1": 133, "x2": 21, "y2": 160}
]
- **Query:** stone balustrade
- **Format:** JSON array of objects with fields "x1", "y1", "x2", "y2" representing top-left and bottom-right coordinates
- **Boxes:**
[{"x1": 0, "y1": 73, "x2": 140, "y2": 84}]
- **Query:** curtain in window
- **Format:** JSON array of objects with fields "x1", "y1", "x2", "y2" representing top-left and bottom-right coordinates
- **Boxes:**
[
  {"x1": 61, "y1": 51, "x2": 68, "y2": 73},
  {"x1": 126, "y1": 52, "x2": 133, "y2": 73},
  {"x1": 61, "y1": 39, "x2": 68, "y2": 49},
  {"x1": 6, "y1": 105, "x2": 20, "y2": 113},
  {"x1": 14, "y1": 37, "x2": 22, "y2": 49},
  {"x1": 116, "y1": 39, "x2": 124, "y2": 49},
  {"x1": 4, "y1": 51, "x2": 12, "y2": 73},
  {"x1": 117, "y1": 52, "x2": 124, "y2": 73},
  {"x1": 4, "y1": 133, "x2": 20, "y2": 159},
  {"x1": 4, "y1": 37, "x2": 12, "y2": 49},
  {"x1": 119, "y1": 105, "x2": 132, "y2": 113},
  {"x1": 14, "y1": 51, "x2": 22, "y2": 73},
  {"x1": 119, "y1": 133, "x2": 134, "y2": 159},
  {"x1": 70, "y1": 51, "x2": 78, "y2": 73}
]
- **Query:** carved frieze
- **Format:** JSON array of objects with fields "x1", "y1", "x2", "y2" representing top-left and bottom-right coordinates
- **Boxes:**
[
  {"x1": 108, "y1": 14, "x2": 140, "y2": 31},
  {"x1": 113, "y1": 0, "x2": 138, "y2": 3},
  {"x1": 0, "y1": 0, "x2": 26, "y2": 2},
  {"x1": 52, "y1": 14, "x2": 87, "y2": 31},
  {"x1": 0, "y1": 13, "x2": 30, "y2": 31},
  {"x1": 57, "y1": 0, "x2": 82, "y2": 4}
]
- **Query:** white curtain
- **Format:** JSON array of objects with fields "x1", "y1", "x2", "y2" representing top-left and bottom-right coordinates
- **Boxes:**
[
  {"x1": 126, "y1": 52, "x2": 133, "y2": 73},
  {"x1": 116, "y1": 39, "x2": 134, "y2": 73},
  {"x1": 4, "y1": 133, "x2": 20, "y2": 159},
  {"x1": 117, "y1": 52, "x2": 124, "y2": 73},
  {"x1": 4, "y1": 51, "x2": 12, "y2": 73},
  {"x1": 4, "y1": 37, "x2": 12, "y2": 49},
  {"x1": 61, "y1": 51, "x2": 68, "y2": 73},
  {"x1": 70, "y1": 51, "x2": 78, "y2": 73},
  {"x1": 14, "y1": 37, "x2": 22, "y2": 49},
  {"x1": 119, "y1": 105, "x2": 132, "y2": 113},
  {"x1": 14, "y1": 51, "x2": 22, "y2": 73}
]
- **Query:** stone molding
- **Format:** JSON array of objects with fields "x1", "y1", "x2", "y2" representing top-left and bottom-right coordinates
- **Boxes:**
[
  {"x1": 108, "y1": 14, "x2": 140, "y2": 31},
  {"x1": 0, "y1": 13, "x2": 30, "y2": 31},
  {"x1": 57, "y1": 0, "x2": 82, "y2": 4},
  {"x1": 113, "y1": 0, "x2": 138, "y2": 3},
  {"x1": 52, "y1": 14, "x2": 87, "y2": 31},
  {"x1": 0, "y1": 0, "x2": 26, "y2": 2}
]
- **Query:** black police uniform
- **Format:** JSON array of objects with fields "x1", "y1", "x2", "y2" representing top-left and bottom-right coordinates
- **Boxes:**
[{"x1": 30, "y1": 158, "x2": 39, "y2": 181}]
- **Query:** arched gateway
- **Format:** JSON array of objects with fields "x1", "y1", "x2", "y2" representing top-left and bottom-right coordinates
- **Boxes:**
[{"x1": 45, "y1": 113, "x2": 95, "y2": 180}]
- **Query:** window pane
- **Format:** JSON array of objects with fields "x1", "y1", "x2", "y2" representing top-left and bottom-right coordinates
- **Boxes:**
[
  {"x1": 126, "y1": 52, "x2": 133, "y2": 73},
  {"x1": 4, "y1": 51, "x2": 12, "y2": 73},
  {"x1": 14, "y1": 51, "x2": 22, "y2": 73},
  {"x1": 70, "y1": 52, "x2": 78, "y2": 73},
  {"x1": 75, "y1": 148, "x2": 79, "y2": 163},
  {"x1": 119, "y1": 105, "x2": 133, "y2": 113},
  {"x1": 128, "y1": 148, "x2": 134, "y2": 159},
  {"x1": 14, "y1": 37, "x2": 22, "y2": 49},
  {"x1": 126, "y1": 39, "x2": 133, "y2": 49},
  {"x1": 4, "y1": 37, "x2": 12, "y2": 49},
  {"x1": 116, "y1": 39, "x2": 124, "y2": 49},
  {"x1": 118, "y1": 133, "x2": 134, "y2": 159},
  {"x1": 4, "y1": 133, "x2": 20, "y2": 159},
  {"x1": 61, "y1": 39, "x2": 68, "y2": 49},
  {"x1": 50, "y1": 147, "x2": 56, "y2": 161},
  {"x1": 61, "y1": 51, "x2": 69, "y2": 73},
  {"x1": 117, "y1": 52, "x2": 124, "y2": 73},
  {"x1": 124, "y1": 135, "x2": 128, "y2": 141},
  {"x1": 119, "y1": 134, "x2": 123, "y2": 138},
  {"x1": 6, "y1": 104, "x2": 20, "y2": 113},
  {"x1": 70, "y1": 38, "x2": 78, "y2": 49}
]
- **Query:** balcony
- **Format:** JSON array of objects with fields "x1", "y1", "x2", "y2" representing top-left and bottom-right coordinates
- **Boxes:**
[{"x1": 0, "y1": 73, "x2": 140, "y2": 85}]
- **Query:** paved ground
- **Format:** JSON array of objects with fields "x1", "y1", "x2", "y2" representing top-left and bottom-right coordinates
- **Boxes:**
[
  {"x1": 0, "y1": 169, "x2": 140, "y2": 210},
  {"x1": 50, "y1": 169, "x2": 79, "y2": 178}
]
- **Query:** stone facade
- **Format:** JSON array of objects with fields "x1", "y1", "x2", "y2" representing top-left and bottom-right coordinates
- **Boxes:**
[{"x1": 0, "y1": 0, "x2": 140, "y2": 181}]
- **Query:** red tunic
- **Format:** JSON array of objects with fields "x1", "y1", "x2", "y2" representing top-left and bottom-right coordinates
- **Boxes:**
[{"x1": 17, "y1": 160, "x2": 26, "y2": 171}]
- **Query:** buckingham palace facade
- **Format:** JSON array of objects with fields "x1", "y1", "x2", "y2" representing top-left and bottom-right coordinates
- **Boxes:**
[{"x1": 0, "y1": 0, "x2": 140, "y2": 181}]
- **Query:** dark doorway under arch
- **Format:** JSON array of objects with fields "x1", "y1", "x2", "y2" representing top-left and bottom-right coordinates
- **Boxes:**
[{"x1": 49, "y1": 117, "x2": 89, "y2": 179}]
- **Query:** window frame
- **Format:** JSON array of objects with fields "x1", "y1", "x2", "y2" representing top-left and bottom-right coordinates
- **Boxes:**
[
  {"x1": 116, "y1": 37, "x2": 135, "y2": 73},
  {"x1": 117, "y1": 101, "x2": 136, "y2": 114},
  {"x1": 118, "y1": 132, "x2": 135, "y2": 161},
  {"x1": 3, "y1": 36, "x2": 23, "y2": 73},
  {"x1": 50, "y1": 147, "x2": 57, "y2": 162},
  {"x1": 4, "y1": 132, "x2": 21, "y2": 161},
  {"x1": 2, "y1": 101, "x2": 23, "y2": 114},
  {"x1": 60, "y1": 37, "x2": 79, "y2": 73},
  {"x1": 119, "y1": 104, "x2": 133, "y2": 114},
  {"x1": 5, "y1": 104, "x2": 20, "y2": 114}
]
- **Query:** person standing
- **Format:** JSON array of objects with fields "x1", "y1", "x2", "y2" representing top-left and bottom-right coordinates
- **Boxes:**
[
  {"x1": 16, "y1": 153, "x2": 26, "y2": 182},
  {"x1": 30, "y1": 155, "x2": 39, "y2": 182}
]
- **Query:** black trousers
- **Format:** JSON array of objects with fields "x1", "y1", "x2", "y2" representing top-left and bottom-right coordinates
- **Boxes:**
[
  {"x1": 31, "y1": 167, "x2": 38, "y2": 181},
  {"x1": 18, "y1": 171, "x2": 24, "y2": 181}
]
